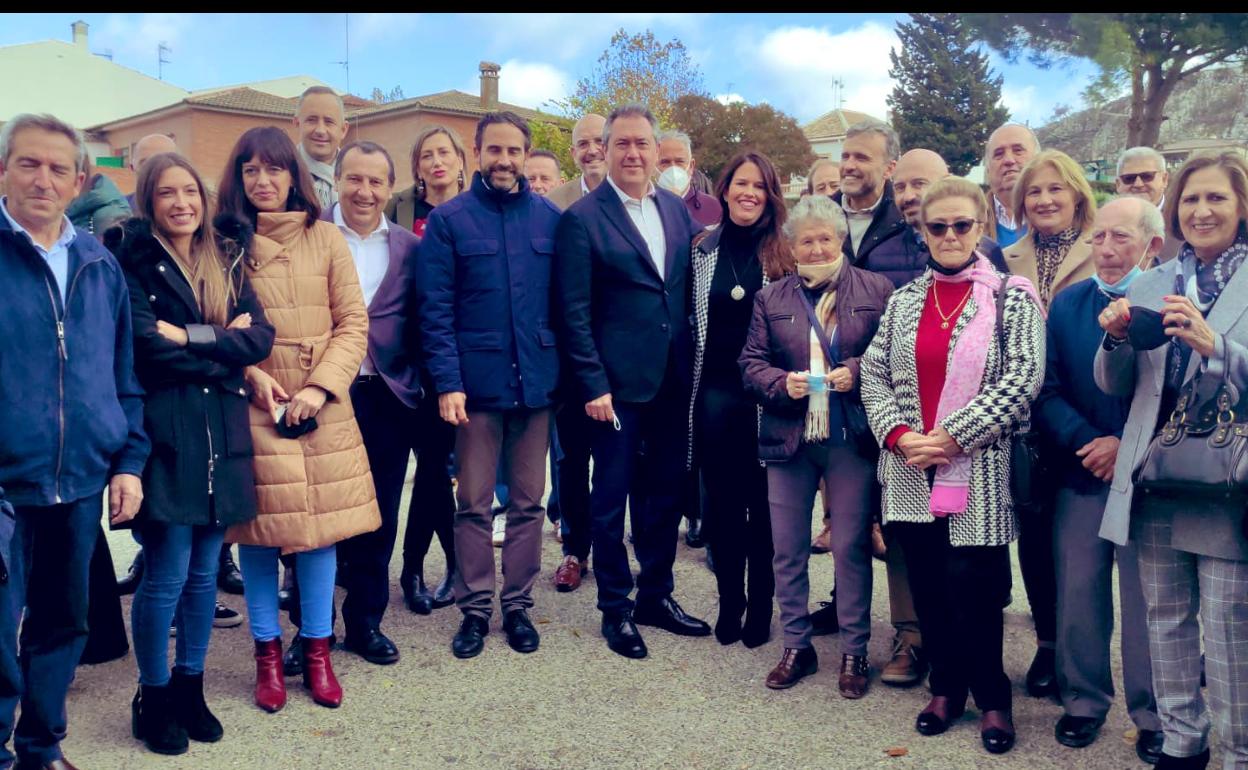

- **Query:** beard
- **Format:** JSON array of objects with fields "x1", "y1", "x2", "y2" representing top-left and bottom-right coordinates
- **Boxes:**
[{"x1": 484, "y1": 162, "x2": 519, "y2": 192}]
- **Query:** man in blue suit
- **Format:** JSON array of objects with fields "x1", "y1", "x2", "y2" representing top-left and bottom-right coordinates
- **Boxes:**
[
  {"x1": 555, "y1": 104, "x2": 711, "y2": 659},
  {"x1": 420, "y1": 111, "x2": 562, "y2": 659}
]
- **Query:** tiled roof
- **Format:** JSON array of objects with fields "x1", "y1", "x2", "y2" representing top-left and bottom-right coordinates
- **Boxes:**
[
  {"x1": 802, "y1": 108, "x2": 880, "y2": 140},
  {"x1": 186, "y1": 88, "x2": 300, "y2": 116},
  {"x1": 354, "y1": 89, "x2": 562, "y2": 123}
]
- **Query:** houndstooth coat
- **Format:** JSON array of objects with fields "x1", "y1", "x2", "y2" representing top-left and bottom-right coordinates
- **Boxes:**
[{"x1": 859, "y1": 270, "x2": 1046, "y2": 546}]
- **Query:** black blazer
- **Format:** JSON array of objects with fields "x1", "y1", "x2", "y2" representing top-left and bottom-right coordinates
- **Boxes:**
[
  {"x1": 554, "y1": 180, "x2": 699, "y2": 404},
  {"x1": 106, "y1": 216, "x2": 275, "y2": 528}
]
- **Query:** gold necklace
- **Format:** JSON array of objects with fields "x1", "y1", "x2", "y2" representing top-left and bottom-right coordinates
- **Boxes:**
[{"x1": 932, "y1": 283, "x2": 973, "y2": 330}]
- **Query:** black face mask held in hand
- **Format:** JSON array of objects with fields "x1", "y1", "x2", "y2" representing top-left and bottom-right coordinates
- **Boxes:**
[{"x1": 1126, "y1": 307, "x2": 1169, "y2": 351}]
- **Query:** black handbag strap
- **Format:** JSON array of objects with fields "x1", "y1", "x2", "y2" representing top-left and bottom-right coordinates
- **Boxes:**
[
  {"x1": 995, "y1": 274, "x2": 1008, "y2": 352},
  {"x1": 794, "y1": 276, "x2": 840, "y2": 367}
]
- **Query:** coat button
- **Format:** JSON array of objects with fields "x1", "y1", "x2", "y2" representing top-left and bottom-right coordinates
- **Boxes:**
[
  {"x1": 148, "y1": 295, "x2": 156, "y2": 302},
  {"x1": 203, "y1": 387, "x2": 210, "y2": 394},
  {"x1": 661, "y1": 323, "x2": 669, "y2": 331},
  {"x1": 158, "y1": 265, "x2": 166, "y2": 272},
  {"x1": 239, "y1": 388, "x2": 246, "y2": 395}
]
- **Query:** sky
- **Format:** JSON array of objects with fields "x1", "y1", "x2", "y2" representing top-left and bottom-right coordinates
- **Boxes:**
[{"x1": 5, "y1": 12, "x2": 1100, "y2": 128}]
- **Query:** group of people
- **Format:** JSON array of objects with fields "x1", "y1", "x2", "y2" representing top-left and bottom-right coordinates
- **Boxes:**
[{"x1": 0, "y1": 79, "x2": 1243, "y2": 770}]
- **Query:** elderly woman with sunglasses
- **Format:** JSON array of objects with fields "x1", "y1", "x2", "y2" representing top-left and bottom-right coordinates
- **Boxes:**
[{"x1": 861, "y1": 176, "x2": 1045, "y2": 755}]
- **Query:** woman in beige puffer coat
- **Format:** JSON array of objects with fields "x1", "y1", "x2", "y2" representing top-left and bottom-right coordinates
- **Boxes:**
[{"x1": 218, "y1": 126, "x2": 379, "y2": 713}]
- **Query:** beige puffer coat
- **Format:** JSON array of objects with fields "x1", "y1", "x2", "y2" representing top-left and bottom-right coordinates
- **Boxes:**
[{"x1": 226, "y1": 211, "x2": 380, "y2": 552}]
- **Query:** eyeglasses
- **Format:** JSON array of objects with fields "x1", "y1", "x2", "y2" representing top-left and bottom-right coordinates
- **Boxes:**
[
  {"x1": 924, "y1": 219, "x2": 980, "y2": 237},
  {"x1": 1119, "y1": 171, "x2": 1158, "y2": 185}
]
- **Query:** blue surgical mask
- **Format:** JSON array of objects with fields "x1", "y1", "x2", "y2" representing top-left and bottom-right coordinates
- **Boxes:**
[{"x1": 1093, "y1": 266, "x2": 1142, "y2": 296}]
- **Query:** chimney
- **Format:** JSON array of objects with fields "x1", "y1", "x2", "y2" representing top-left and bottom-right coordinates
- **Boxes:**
[
  {"x1": 479, "y1": 61, "x2": 500, "y2": 110},
  {"x1": 71, "y1": 20, "x2": 88, "y2": 49}
]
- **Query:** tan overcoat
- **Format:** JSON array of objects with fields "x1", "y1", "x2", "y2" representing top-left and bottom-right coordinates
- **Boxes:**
[{"x1": 226, "y1": 211, "x2": 380, "y2": 552}]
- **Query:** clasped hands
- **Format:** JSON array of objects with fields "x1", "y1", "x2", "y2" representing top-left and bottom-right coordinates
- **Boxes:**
[
  {"x1": 245, "y1": 366, "x2": 326, "y2": 427},
  {"x1": 895, "y1": 427, "x2": 962, "y2": 470}
]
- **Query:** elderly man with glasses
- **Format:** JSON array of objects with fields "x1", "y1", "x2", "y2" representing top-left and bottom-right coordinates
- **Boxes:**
[{"x1": 1115, "y1": 146, "x2": 1181, "y2": 264}]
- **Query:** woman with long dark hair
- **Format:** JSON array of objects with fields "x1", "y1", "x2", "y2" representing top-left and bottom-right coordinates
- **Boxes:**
[{"x1": 108, "y1": 152, "x2": 275, "y2": 755}]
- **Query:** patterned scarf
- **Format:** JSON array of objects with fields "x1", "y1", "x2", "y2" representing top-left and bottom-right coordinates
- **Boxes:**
[
  {"x1": 929, "y1": 253, "x2": 1044, "y2": 516},
  {"x1": 797, "y1": 259, "x2": 843, "y2": 442},
  {"x1": 1165, "y1": 227, "x2": 1248, "y2": 388},
  {"x1": 1033, "y1": 225, "x2": 1080, "y2": 308}
]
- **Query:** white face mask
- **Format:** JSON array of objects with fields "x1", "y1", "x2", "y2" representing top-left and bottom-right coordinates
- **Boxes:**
[{"x1": 657, "y1": 166, "x2": 690, "y2": 196}]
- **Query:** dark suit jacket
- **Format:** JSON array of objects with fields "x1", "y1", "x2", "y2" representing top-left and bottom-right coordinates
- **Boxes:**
[{"x1": 555, "y1": 179, "x2": 698, "y2": 404}]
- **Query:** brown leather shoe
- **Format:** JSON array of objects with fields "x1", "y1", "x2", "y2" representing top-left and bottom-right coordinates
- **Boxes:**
[
  {"x1": 810, "y1": 522, "x2": 833, "y2": 554},
  {"x1": 23, "y1": 760, "x2": 80, "y2": 770},
  {"x1": 881, "y1": 636, "x2": 926, "y2": 687},
  {"x1": 765, "y1": 647, "x2": 818, "y2": 689},
  {"x1": 839, "y1": 654, "x2": 871, "y2": 699},
  {"x1": 553, "y1": 555, "x2": 587, "y2": 593}
]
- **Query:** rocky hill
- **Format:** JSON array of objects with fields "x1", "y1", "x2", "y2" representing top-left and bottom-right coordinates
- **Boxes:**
[{"x1": 1036, "y1": 66, "x2": 1248, "y2": 162}]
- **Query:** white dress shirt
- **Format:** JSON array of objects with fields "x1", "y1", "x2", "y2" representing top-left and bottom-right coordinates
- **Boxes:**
[
  {"x1": 333, "y1": 203, "x2": 389, "y2": 374},
  {"x1": 607, "y1": 175, "x2": 667, "y2": 278},
  {"x1": 841, "y1": 190, "x2": 883, "y2": 255}
]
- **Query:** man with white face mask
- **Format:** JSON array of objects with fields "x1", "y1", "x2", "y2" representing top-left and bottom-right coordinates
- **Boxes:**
[
  {"x1": 656, "y1": 130, "x2": 720, "y2": 228},
  {"x1": 1032, "y1": 196, "x2": 1164, "y2": 762}
]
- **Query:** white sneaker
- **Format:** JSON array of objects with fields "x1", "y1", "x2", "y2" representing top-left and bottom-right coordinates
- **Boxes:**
[{"x1": 492, "y1": 514, "x2": 506, "y2": 547}]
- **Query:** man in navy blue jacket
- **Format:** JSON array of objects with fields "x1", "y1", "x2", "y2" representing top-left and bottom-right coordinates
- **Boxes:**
[
  {"x1": 555, "y1": 104, "x2": 711, "y2": 660},
  {"x1": 0, "y1": 113, "x2": 149, "y2": 770},
  {"x1": 420, "y1": 112, "x2": 562, "y2": 659},
  {"x1": 1034, "y1": 196, "x2": 1164, "y2": 762}
]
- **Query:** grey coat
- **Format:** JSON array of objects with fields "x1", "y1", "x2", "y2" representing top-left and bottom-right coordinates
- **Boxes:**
[{"x1": 1093, "y1": 256, "x2": 1248, "y2": 559}]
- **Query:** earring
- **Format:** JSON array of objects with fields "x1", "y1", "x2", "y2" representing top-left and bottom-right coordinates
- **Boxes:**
[
  {"x1": 457, "y1": 170, "x2": 465, "y2": 190},
  {"x1": 417, "y1": 178, "x2": 426, "y2": 198}
]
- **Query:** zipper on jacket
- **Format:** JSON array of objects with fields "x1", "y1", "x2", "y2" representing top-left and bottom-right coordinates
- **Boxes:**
[
  {"x1": 205, "y1": 412, "x2": 215, "y2": 498},
  {"x1": 41, "y1": 276, "x2": 66, "y2": 503}
]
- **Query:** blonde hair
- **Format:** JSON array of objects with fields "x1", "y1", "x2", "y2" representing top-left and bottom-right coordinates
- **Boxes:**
[
  {"x1": 1012, "y1": 149, "x2": 1097, "y2": 234},
  {"x1": 410, "y1": 125, "x2": 467, "y2": 200},
  {"x1": 136, "y1": 153, "x2": 240, "y2": 325},
  {"x1": 919, "y1": 176, "x2": 989, "y2": 226}
]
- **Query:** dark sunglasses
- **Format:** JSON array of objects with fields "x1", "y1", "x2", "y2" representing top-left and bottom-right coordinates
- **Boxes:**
[
  {"x1": 924, "y1": 219, "x2": 979, "y2": 237},
  {"x1": 1119, "y1": 171, "x2": 1158, "y2": 185}
]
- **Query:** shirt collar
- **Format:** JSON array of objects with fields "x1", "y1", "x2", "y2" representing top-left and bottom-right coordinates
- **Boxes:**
[
  {"x1": 606, "y1": 174, "x2": 656, "y2": 205},
  {"x1": 993, "y1": 195, "x2": 1016, "y2": 229},
  {"x1": 580, "y1": 176, "x2": 591, "y2": 196},
  {"x1": 331, "y1": 202, "x2": 388, "y2": 239},
  {"x1": 0, "y1": 196, "x2": 76, "y2": 252},
  {"x1": 841, "y1": 191, "x2": 883, "y2": 216}
]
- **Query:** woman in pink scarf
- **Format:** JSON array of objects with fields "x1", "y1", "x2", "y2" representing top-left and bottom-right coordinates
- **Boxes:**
[{"x1": 860, "y1": 177, "x2": 1045, "y2": 755}]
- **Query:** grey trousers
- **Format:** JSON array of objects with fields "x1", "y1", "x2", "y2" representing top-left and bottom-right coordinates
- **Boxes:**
[
  {"x1": 884, "y1": 531, "x2": 921, "y2": 648},
  {"x1": 768, "y1": 442, "x2": 874, "y2": 654},
  {"x1": 1054, "y1": 487, "x2": 1159, "y2": 730},
  {"x1": 1135, "y1": 502, "x2": 1248, "y2": 769},
  {"x1": 453, "y1": 408, "x2": 551, "y2": 619}
]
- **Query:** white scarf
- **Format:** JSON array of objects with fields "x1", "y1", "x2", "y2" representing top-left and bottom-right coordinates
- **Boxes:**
[
  {"x1": 298, "y1": 145, "x2": 337, "y2": 209},
  {"x1": 796, "y1": 260, "x2": 842, "y2": 443}
]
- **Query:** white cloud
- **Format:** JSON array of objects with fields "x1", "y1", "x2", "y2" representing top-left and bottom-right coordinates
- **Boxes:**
[
  {"x1": 753, "y1": 22, "x2": 899, "y2": 123},
  {"x1": 95, "y1": 13, "x2": 196, "y2": 68},
  {"x1": 460, "y1": 60, "x2": 573, "y2": 112},
  {"x1": 350, "y1": 13, "x2": 421, "y2": 47},
  {"x1": 716, "y1": 93, "x2": 745, "y2": 105}
]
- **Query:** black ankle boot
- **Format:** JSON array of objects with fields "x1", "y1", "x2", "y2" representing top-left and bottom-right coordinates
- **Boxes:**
[
  {"x1": 741, "y1": 602, "x2": 773, "y2": 649},
  {"x1": 714, "y1": 605, "x2": 744, "y2": 645},
  {"x1": 132, "y1": 683, "x2": 188, "y2": 755},
  {"x1": 170, "y1": 670, "x2": 223, "y2": 742}
]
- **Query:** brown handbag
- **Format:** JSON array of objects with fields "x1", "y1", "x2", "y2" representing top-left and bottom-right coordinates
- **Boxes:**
[{"x1": 1133, "y1": 378, "x2": 1248, "y2": 502}]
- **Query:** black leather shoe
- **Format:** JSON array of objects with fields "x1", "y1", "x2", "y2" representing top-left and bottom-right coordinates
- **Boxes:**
[
  {"x1": 282, "y1": 643, "x2": 303, "y2": 677},
  {"x1": 808, "y1": 595, "x2": 839, "y2": 636},
  {"x1": 915, "y1": 696, "x2": 966, "y2": 736},
  {"x1": 1136, "y1": 729, "x2": 1165, "y2": 765},
  {"x1": 714, "y1": 606, "x2": 743, "y2": 646},
  {"x1": 217, "y1": 547, "x2": 244, "y2": 595},
  {"x1": 431, "y1": 571, "x2": 455, "y2": 609},
  {"x1": 981, "y1": 710, "x2": 1016, "y2": 754},
  {"x1": 344, "y1": 628, "x2": 400, "y2": 665},
  {"x1": 1155, "y1": 748, "x2": 1210, "y2": 769},
  {"x1": 1054, "y1": 714, "x2": 1103, "y2": 748},
  {"x1": 1025, "y1": 646, "x2": 1058, "y2": 698},
  {"x1": 684, "y1": 517, "x2": 704, "y2": 549},
  {"x1": 117, "y1": 551, "x2": 144, "y2": 596},
  {"x1": 632, "y1": 597, "x2": 711, "y2": 637},
  {"x1": 602, "y1": 612, "x2": 647, "y2": 659},
  {"x1": 402, "y1": 574, "x2": 434, "y2": 615},
  {"x1": 502, "y1": 610, "x2": 540, "y2": 653},
  {"x1": 741, "y1": 606, "x2": 772, "y2": 649},
  {"x1": 451, "y1": 614, "x2": 489, "y2": 659}
]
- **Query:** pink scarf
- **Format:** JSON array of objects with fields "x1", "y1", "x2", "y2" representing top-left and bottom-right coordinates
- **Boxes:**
[{"x1": 928, "y1": 253, "x2": 1043, "y2": 516}]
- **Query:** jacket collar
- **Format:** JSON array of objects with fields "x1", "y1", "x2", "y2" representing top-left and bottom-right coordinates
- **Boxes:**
[{"x1": 469, "y1": 170, "x2": 530, "y2": 208}]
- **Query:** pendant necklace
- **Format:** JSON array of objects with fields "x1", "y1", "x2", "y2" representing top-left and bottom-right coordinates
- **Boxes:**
[
  {"x1": 933, "y1": 283, "x2": 973, "y2": 329},
  {"x1": 727, "y1": 252, "x2": 749, "y2": 301}
]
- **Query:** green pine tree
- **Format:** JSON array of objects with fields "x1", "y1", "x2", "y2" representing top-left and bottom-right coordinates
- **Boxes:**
[{"x1": 887, "y1": 13, "x2": 1009, "y2": 176}]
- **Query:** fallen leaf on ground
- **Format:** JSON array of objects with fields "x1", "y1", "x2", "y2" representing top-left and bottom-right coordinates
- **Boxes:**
[{"x1": 885, "y1": 747, "x2": 909, "y2": 757}]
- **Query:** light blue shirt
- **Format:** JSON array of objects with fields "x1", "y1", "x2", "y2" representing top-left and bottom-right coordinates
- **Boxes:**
[{"x1": 1, "y1": 196, "x2": 75, "y2": 305}]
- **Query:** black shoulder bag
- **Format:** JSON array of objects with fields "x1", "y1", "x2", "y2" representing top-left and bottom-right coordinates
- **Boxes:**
[{"x1": 995, "y1": 277, "x2": 1047, "y2": 515}]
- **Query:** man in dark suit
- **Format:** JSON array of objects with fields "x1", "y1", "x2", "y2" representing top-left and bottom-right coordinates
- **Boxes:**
[{"x1": 555, "y1": 104, "x2": 711, "y2": 659}]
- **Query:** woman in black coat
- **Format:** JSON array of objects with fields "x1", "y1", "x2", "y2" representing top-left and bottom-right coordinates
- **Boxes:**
[{"x1": 106, "y1": 152, "x2": 274, "y2": 757}]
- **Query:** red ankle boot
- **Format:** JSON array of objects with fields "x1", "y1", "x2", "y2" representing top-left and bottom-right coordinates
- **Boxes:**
[
  {"x1": 300, "y1": 636, "x2": 342, "y2": 708},
  {"x1": 253, "y1": 638, "x2": 287, "y2": 713}
]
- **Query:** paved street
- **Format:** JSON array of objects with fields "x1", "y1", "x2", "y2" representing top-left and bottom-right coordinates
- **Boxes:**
[{"x1": 65, "y1": 472, "x2": 1213, "y2": 770}]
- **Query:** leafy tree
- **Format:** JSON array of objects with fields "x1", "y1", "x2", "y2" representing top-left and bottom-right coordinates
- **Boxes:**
[
  {"x1": 369, "y1": 85, "x2": 405, "y2": 104},
  {"x1": 557, "y1": 29, "x2": 706, "y2": 125},
  {"x1": 887, "y1": 13, "x2": 1009, "y2": 176},
  {"x1": 529, "y1": 120, "x2": 574, "y2": 179},
  {"x1": 962, "y1": 13, "x2": 1248, "y2": 147},
  {"x1": 669, "y1": 95, "x2": 816, "y2": 183}
]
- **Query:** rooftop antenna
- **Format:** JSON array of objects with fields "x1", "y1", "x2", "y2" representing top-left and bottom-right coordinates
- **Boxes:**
[
  {"x1": 95, "y1": 48, "x2": 113, "y2": 61},
  {"x1": 830, "y1": 78, "x2": 845, "y2": 109},
  {"x1": 158, "y1": 42, "x2": 171, "y2": 80},
  {"x1": 332, "y1": 14, "x2": 350, "y2": 97}
]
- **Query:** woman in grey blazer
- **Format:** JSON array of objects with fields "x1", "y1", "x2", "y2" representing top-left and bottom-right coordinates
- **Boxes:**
[{"x1": 1095, "y1": 152, "x2": 1248, "y2": 770}]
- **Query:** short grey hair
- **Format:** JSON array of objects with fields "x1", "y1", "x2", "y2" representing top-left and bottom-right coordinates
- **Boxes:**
[
  {"x1": 1117, "y1": 146, "x2": 1167, "y2": 176},
  {"x1": 656, "y1": 129, "x2": 691, "y2": 152},
  {"x1": 0, "y1": 113, "x2": 88, "y2": 173},
  {"x1": 783, "y1": 194, "x2": 849, "y2": 244},
  {"x1": 296, "y1": 85, "x2": 345, "y2": 119},
  {"x1": 845, "y1": 119, "x2": 900, "y2": 162},
  {"x1": 603, "y1": 104, "x2": 658, "y2": 144},
  {"x1": 983, "y1": 122, "x2": 1041, "y2": 166}
]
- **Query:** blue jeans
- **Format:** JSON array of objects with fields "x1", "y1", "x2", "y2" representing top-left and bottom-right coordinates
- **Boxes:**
[
  {"x1": 238, "y1": 545, "x2": 336, "y2": 640},
  {"x1": 131, "y1": 522, "x2": 225, "y2": 686},
  {"x1": 0, "y1": 492, "x2": 99, "y2": 767}
]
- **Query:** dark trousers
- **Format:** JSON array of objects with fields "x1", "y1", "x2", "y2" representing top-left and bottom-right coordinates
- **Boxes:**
[
  {"x1": 697, "y1": 384, "x2": 771, "y2": 617},
  {"x1": 1018, "y1": 494, "x2": 1057, "y2": 644},
  {"x1": 555, "y1": 404, "x2": 593, "y2": 561},
  {"x1": 400, "y1": 392, "x2": 457, "y2": 581},
  {"x1": 588, "y1": 368, "x2": 688, "y2": 615},
  {"x1": 80, "y1": 524, "x2": 128, "y2": 665},
  {"x1": 340, "y1": 376, "x2": 420, "y2": 636},
  {"x1": 891, "y1": 518, "x2": 1012, "y2": 712},
  {"x1": 0, "y1": 493, "x2": 100, "y2": 767}
]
